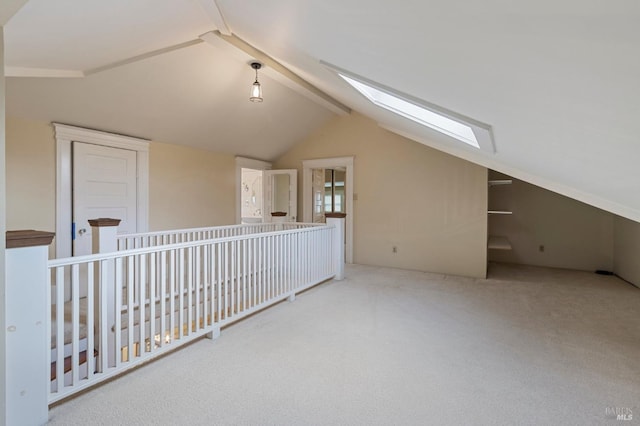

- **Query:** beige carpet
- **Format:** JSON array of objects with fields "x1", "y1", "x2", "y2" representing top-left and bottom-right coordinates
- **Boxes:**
[{"x1": 48, "y1": 263, "x2": 640, "y2": 425}]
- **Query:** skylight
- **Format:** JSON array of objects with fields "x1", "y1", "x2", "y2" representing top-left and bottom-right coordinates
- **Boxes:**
[{"x1": 339, "y1": 74, "x2": 480, "y2": 149}]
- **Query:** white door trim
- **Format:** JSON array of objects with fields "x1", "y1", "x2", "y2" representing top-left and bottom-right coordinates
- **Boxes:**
[
  {"x1": 302, "y1": 156, "x2": 354, "y2": 263},
  {"x1": 235, "y1": 156, "x2": 271, "y2": 224},
  {"x1": 53, "y1": 123, "x2": 150, "y2": 258}
]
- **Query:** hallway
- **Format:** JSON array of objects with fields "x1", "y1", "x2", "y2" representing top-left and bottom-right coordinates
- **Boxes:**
[{"x1": 49, "y1": 263, "x2": 640, "y2": 425}]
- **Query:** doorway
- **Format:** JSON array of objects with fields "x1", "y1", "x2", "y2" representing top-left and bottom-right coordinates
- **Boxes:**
[
  {"x1": 263, "y1": 169, "x2": 297, "y2": 222},
  {"x1": 240, "y1": 168, "x2": 264, "y2": 223},
  {"x1": 236, "y1": 157, "x2": 270, "y2": 224},
  {"x1": 236, "y1": 157, "x2": 298, "y2": 224},
  {"x1": 54, "y1": 123, "x2": 149, "y2": 258},
  {"x1": 303, "y1": 157, "x2": 354, "y2": 263},
  {"x1": 72, "y1": 142, "x2": 138, "y2": 256}
]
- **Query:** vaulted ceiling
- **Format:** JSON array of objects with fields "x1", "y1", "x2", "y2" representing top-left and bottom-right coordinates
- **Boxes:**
[{"x1": 4, "y1": 1, "x2": 640, "y2": 221}]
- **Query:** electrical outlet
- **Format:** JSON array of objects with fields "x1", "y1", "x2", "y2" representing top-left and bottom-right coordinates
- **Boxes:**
[
  {"x1": 392, "y1": 246, "x2": 398, "y2": 253},
  {"x1": 353, "y1": 193, "x2": 358, "y2": 201},
  {"x1": 539, "y1": 245, "x2": 545, "y2": 252}
]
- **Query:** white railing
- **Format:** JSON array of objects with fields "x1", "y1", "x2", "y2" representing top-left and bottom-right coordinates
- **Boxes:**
[
  {"x1": 47, "y1": 224, "x2": 335, "y2": 403},
  {"x1": 117, "y1": 223, "x2": 321, "y2": 251}
]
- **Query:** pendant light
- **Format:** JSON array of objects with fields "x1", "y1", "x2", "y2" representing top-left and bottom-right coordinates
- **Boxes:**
[{"x1": 249, "y1": 62, "x2": 263, "y2": 102}]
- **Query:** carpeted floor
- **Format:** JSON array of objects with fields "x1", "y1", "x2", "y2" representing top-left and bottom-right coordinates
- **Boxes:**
[{"x1": 48, "y1": 263, "x2": 640, "y2": 425}]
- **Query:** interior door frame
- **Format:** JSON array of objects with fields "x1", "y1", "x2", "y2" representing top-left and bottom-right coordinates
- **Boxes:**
[
  {"x1": 302, "y1": 156, "x2": 354, "y2": 263},
  {"x1": 235, "y1": 156, "x2": 271, "y2": 224},
  {"x1": 54, "y1": 123, "x2": 150, "y2": 258}
]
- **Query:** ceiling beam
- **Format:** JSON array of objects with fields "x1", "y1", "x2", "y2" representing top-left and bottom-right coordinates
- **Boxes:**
[
  {"x1": 196, "y1": 0, "x2": 231, "y2": 36},
  {"x1": 85, "y1": 39, "x2": 203, "y2": 76},
  {"x1": 200, "y1": 31, "x2": 351, "y2": 116},
  {"x1": 7, "y1": 40, "x2": 205, "y2": 78}
]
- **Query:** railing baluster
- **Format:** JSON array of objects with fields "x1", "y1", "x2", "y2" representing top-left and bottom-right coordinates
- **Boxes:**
[
  {"x1": 211, "y1": 243, "x2": 216, "y2": 322},
  {"x1": 274, "y1": 235, "x2": 279, "y2": 297},
  {"x1": 264, "y1": 235, "x2": 269, "y2": 303},
  {"x1": 285, "y1": 233, "x2": 290, "y2": 294},
  {"x1": 259, "y1": 235, "x2": 263, "y2": 303},
  {"x1": 55, "y1": 267, "x2": 64, "y2": 391},
  {"x1": 236, "y1": 240, "x2": 241, "y2": 313},
  {"x1": 279, "y1": 234, "x2": 283, "y2": 296},
  {"x1": 149, "y1": 253, "x2": 156, "y2": 351},
  {"x1": 307, "y1": 230, "x2": 311, "y2": 284},
  {"x1": 139, "y1": 254, "x2": 146, "y2": 356},
  {"x1": 87, "y1": 262, "x2": 95, "y2": 381},
  {"x1": 312, "y1": 230, "x2": 317, "y2": 281},
  {"x1": 169, "y1": 250, "x2": 176, "y2": 344},
  {"x1": 114, "y1": 258, "x2": 123, "y2": 367},
  {"x1": 127, "y1": 256, "x2": 134, "y2": 362},
  {"x1": 100, "y1": 260, "x2": 109, "y2": 372},
  {"x1": 304, "y1": 232, "x2": 311, "y2": 286},
  {"x1": 223, "y1": 241, "x2": 229, "y2": 319},
  {"x1": 274, "y1": 234, "x2": 278, "y2": 297},
  {"x1": 196, "y1": 246, "x2": 201, "y2": 331},
  {"x1": 202, "y1": 244, "x2": 208, "y2": 328},
  {"x1": 270, "y1": 235, "x2": 274, "y2": 300},
  {"x1": 178, "y1": 248, "x2": 185, "y2": 339},
  {"x1": 251, "y1": 237, "x2": 256, "y2": 308},
  {"x1": 242, "y1": 238, "x2": 247, "y2": 312},
  {"x1": 230, "y1": 241, "x2": 236, "y2": 317},
  {"x1": 71, "y1": 263, "x2": 80, "y2": 385},
  {"x1": 188, "y1": 247, "x2": 194, "y2": 334},
  {"x1": 160, "y1": 251, "x2": 167, "y2": 348},
  {"x1": 216, "y1": 243, "x2": 221, "y2": 323},
  {"x1": 277, "y1": 234, "x2": 282, "y2": 296}
]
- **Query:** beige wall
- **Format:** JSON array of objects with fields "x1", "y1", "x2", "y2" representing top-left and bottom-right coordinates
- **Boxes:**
[
  {"x1": 613, "y1": 216, "x2": 640, "y2": 287},
  {"x1": 488, "y1": 171, "x2": 614, "y2": 271},
  {"x1": 275, "y1": 113, "x2": 488, "y2": 278},
  {"x1": 6, "y1": 117, "x2": 56, "y2": 233},
  {"x1": 149, "y1": 141, "x2": 235, "y2": 230},
  {"x1": 5, "y1": 117, "x2": 237, "y2": 254}
]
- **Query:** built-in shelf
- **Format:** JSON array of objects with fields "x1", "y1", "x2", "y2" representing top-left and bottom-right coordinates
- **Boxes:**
[
  {"x1": 488, "y1": 236, "x2": 512, "y2": 250},
  {"x1": 488, "y1": 179, "x2": 513, "y2": 187},
  {"x1": 488, "y1": 174, "x2": 514, "y2": 257}
]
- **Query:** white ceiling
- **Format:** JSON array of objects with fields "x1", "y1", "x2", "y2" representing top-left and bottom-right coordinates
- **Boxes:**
[
  {"x1": 4, "y1": 0, "x2": 335, "y2": 160},
  {"x1": 4, "y1": 0, "x2": 640, "y2": 221}
]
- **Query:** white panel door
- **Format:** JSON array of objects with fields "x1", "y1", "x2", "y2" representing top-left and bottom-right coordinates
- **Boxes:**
[
  {"x1": 263, "y1": 169, "x2": 297, "y2": 222},
  {"x1": 73, "y1": 142, "x2": 137, "y2": 256}
]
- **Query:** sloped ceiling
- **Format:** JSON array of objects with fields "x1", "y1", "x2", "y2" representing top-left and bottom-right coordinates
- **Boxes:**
[
  {"x1": 3, "y1": 0, "x2": 335, "y2": 160},
  {"x1": 0, "y1": 0, "x2": 28, "y2": 25},
  {"x1": 4, "y1": 0, "x2": 640, "y2": 221}
]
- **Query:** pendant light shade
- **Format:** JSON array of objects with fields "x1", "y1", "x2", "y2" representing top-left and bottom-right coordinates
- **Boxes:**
[{"x1": 249, "y1": 62, "x2": 263, "y2": 102}]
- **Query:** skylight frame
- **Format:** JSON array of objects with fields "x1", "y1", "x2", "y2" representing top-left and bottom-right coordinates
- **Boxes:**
[{"x1": 321, "y1": 61, "x2": 495, "y2": 153}]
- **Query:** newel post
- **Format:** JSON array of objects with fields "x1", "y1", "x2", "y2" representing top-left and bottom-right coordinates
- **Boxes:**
[
  {"x1": 326, "y1": 213, "x2": 346, "y2": 281},
  {"x1": 5, "y1": 230, "x2": 55, "y2": 426},
  {"x1": 271, "y1": 212, "x2": 287, "y2": 231},
  {"x1": 89, "y1": 218, "x2": 120, "y2": 254},
  {"x1": 89, "y1": 218, "x2": 121, "y2": 368}
]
